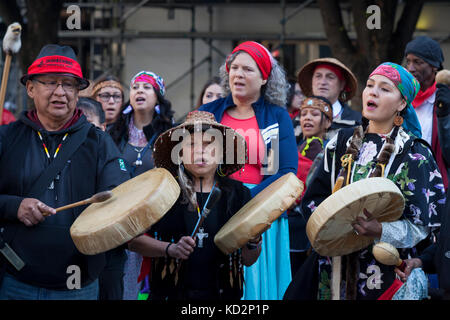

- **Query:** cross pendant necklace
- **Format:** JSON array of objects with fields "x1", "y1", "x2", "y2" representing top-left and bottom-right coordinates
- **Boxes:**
[{"x1": 196, "y1": 227, "x2": 208, "y2": 248}]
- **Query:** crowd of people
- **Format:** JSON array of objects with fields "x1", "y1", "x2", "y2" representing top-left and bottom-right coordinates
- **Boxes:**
[{"x1": 0, "y1": 35, "x2": 449, "y2": 301}]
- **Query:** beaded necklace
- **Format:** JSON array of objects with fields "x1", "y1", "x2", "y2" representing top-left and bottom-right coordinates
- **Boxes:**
[{"x1": 37, "y1": 131, "x2": 69, "y2": 159}]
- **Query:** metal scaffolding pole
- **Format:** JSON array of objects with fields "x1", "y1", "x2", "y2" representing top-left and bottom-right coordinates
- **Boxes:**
[
  {"x1": 208, "y1": 5, "x2": 213, "y2": 78},
  {"x1": 190, "y1": 6, "x2": 196, "y2": 109}
]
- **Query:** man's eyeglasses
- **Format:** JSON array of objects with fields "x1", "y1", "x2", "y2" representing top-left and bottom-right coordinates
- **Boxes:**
[
  {"x1": 98, "y1": 93, "x2": 123, "y2": 103},
  {"x1": 33, "y1": 79, "x2": 78, "y2": 92}
]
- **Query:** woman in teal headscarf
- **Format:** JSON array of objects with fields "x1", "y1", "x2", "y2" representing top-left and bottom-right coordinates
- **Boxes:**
[{"x1": 285, "y1": 62, "x2": 446, "y2": 300}]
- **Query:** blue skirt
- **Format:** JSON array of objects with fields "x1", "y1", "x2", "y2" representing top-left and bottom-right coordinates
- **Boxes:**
[{"x1": 242, "y1": 183, "x2": 292, "y2": 300}]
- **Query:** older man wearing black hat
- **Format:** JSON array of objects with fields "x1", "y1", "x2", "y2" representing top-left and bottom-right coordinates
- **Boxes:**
[
  {"x1": 0, "y1": 45, "x2": 130, "y2": 299},
  {"x1": 405, "y1": 35, "x2": 449, "y2": 190}
]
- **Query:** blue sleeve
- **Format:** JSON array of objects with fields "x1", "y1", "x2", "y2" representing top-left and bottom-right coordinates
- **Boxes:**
[{"x1": 250, "y1": 109, "x2": 298, "y2": 197}]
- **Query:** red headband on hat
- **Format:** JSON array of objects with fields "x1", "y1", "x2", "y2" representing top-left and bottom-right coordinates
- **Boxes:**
[
  {"x1": 314, "y1": 63, "x2": 344, "y2": 82},
  {"x1": 26, "y1": 55, "x2": 84, "y2": 79},
  {"x1": 226, "y1": 41, "x2": 272, "y2": 80},
  {"x1": 314, "y1": 63, "x2": 350, "y2": 92}
]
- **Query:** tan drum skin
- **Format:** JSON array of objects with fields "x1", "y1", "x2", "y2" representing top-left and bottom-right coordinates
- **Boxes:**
[
  {"x1": 70, "y1": 168, "x2": 180, "y2": 255},
  {"x1": 306, "y1": 177, "x2": 405, "y2": 257},
  {"x1": 214, "y1": 173, "x2": 304, "y2": 255}
]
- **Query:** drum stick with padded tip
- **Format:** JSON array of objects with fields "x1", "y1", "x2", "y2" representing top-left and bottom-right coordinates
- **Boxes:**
[
  {"x1": 43, "y1": 191, "x2": 113, "y2": 216},
  {"x1": 372, "y1": 242, "x2": 407, "y2": 272}
]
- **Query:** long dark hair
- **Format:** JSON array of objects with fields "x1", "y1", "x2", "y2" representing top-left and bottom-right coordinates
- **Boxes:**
[
  {"x1": 109, "y1": 89, "x2": 174, "y2": 148},
  {"x1": 195, "y1": 76, "x2": 221, "y2": 109}
]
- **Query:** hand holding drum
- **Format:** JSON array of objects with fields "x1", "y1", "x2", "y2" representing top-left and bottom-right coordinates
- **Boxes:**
[
  {"x1": 372, "y1": 242, "x2": 407, "y2": 272},
  {"x1": 214, "y1": 173, "x2": 304, "y2": 255}
]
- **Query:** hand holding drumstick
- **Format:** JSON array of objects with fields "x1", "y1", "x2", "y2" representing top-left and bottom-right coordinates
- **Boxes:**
[
  {"x1": 18, "y1": 191, "x2": 113, "y2": 226},
  {"x1": 372, "y1": 242, "x2": 418, "y2": 282},
  {"x1": 47, "y1": 190, "x2": 113, "y2": 215},
  {"x1": 394, "y1": 258, "x2": 423, "y2": 282}
]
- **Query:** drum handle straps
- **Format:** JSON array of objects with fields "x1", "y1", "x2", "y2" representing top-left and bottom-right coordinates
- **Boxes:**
[{"x1": 340, "y1": 154, "x2": 354, "y2": 186}]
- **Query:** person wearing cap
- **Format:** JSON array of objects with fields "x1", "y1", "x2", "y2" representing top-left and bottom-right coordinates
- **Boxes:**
[
  {"x1": 127, "y1": 111, "x2": 260, "y2": 300},
  {"x1": 108, "y1": 70, "x2": 175, "y2": 300},
  {"x1": 199, "y1": 41, "x2": 298, "y2": 300},
  {"x1": 297, "y1": 57, "x2": 362, "y2": 143},
  {"x1": 91, "y1": 74, "x2": 124, "y2": 131},
  {"x1": 288, "y1": 96, "x2": 332, "y2": 278},
  {"x1": 284, "y1": 62, "x2": 445, "y2": 300},
  {"x1": 405, "y1": 35, "x2": 448, "y2": 190},
  {"x1": 0, "y1": 44, "x2": 130, "y2": 300}
]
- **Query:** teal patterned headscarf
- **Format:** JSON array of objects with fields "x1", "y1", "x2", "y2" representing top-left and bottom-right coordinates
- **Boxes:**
[{"x1": 369, "y1": 62, "x2": 422, "y2": 138}]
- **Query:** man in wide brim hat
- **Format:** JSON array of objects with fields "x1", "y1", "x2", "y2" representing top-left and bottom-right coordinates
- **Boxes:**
[
  {"x1": 296, "y1": 57, "x2": 362, "y2": 141},
  {"x1": 153, "y1": 111, "x2": 247, "y2": 177},
  {"x1": 297, "y1": 57, "x2": 357, "y2": 102}
]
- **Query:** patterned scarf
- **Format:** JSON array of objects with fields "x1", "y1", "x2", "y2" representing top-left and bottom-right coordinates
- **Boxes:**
[{"x1": 369, "y1": 62, "x2": 421, "y2": 138}]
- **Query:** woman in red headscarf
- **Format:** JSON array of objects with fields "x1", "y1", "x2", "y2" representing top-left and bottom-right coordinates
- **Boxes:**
[{"x1": 199, "y1": 41, "x2": 298, "y2": 300}]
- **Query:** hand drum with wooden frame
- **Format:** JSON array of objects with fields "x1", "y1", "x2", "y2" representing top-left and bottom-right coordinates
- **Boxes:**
[
  {"x1": 306, "y1": 177, "x2": 404, "y2": 257},
  {"x1": 70, "y1": 168, "x2": 180, "y2": 255},
  {"x1": 214, "y1": 173, "x2": 304, "y2": 255}
]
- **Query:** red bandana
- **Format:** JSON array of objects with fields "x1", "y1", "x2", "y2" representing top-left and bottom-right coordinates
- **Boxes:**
[
  {"x1": 226, "y1": 41, "x2": 272, "y2": 80},
  {"x1": 412, "y1": 82, "x2": 436, "y2": 108}
]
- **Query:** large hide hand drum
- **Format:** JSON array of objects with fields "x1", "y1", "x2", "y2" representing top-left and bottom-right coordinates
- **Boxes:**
[
  {"x1": 214, "y1": 173, "x2": 304, "y2": 255},
  {"x1": 306, "y1": 177, "x2": 404, "y2": 257},
  {"x1": 70, "y1": 168, "x2": 180, "y2": 255}
]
